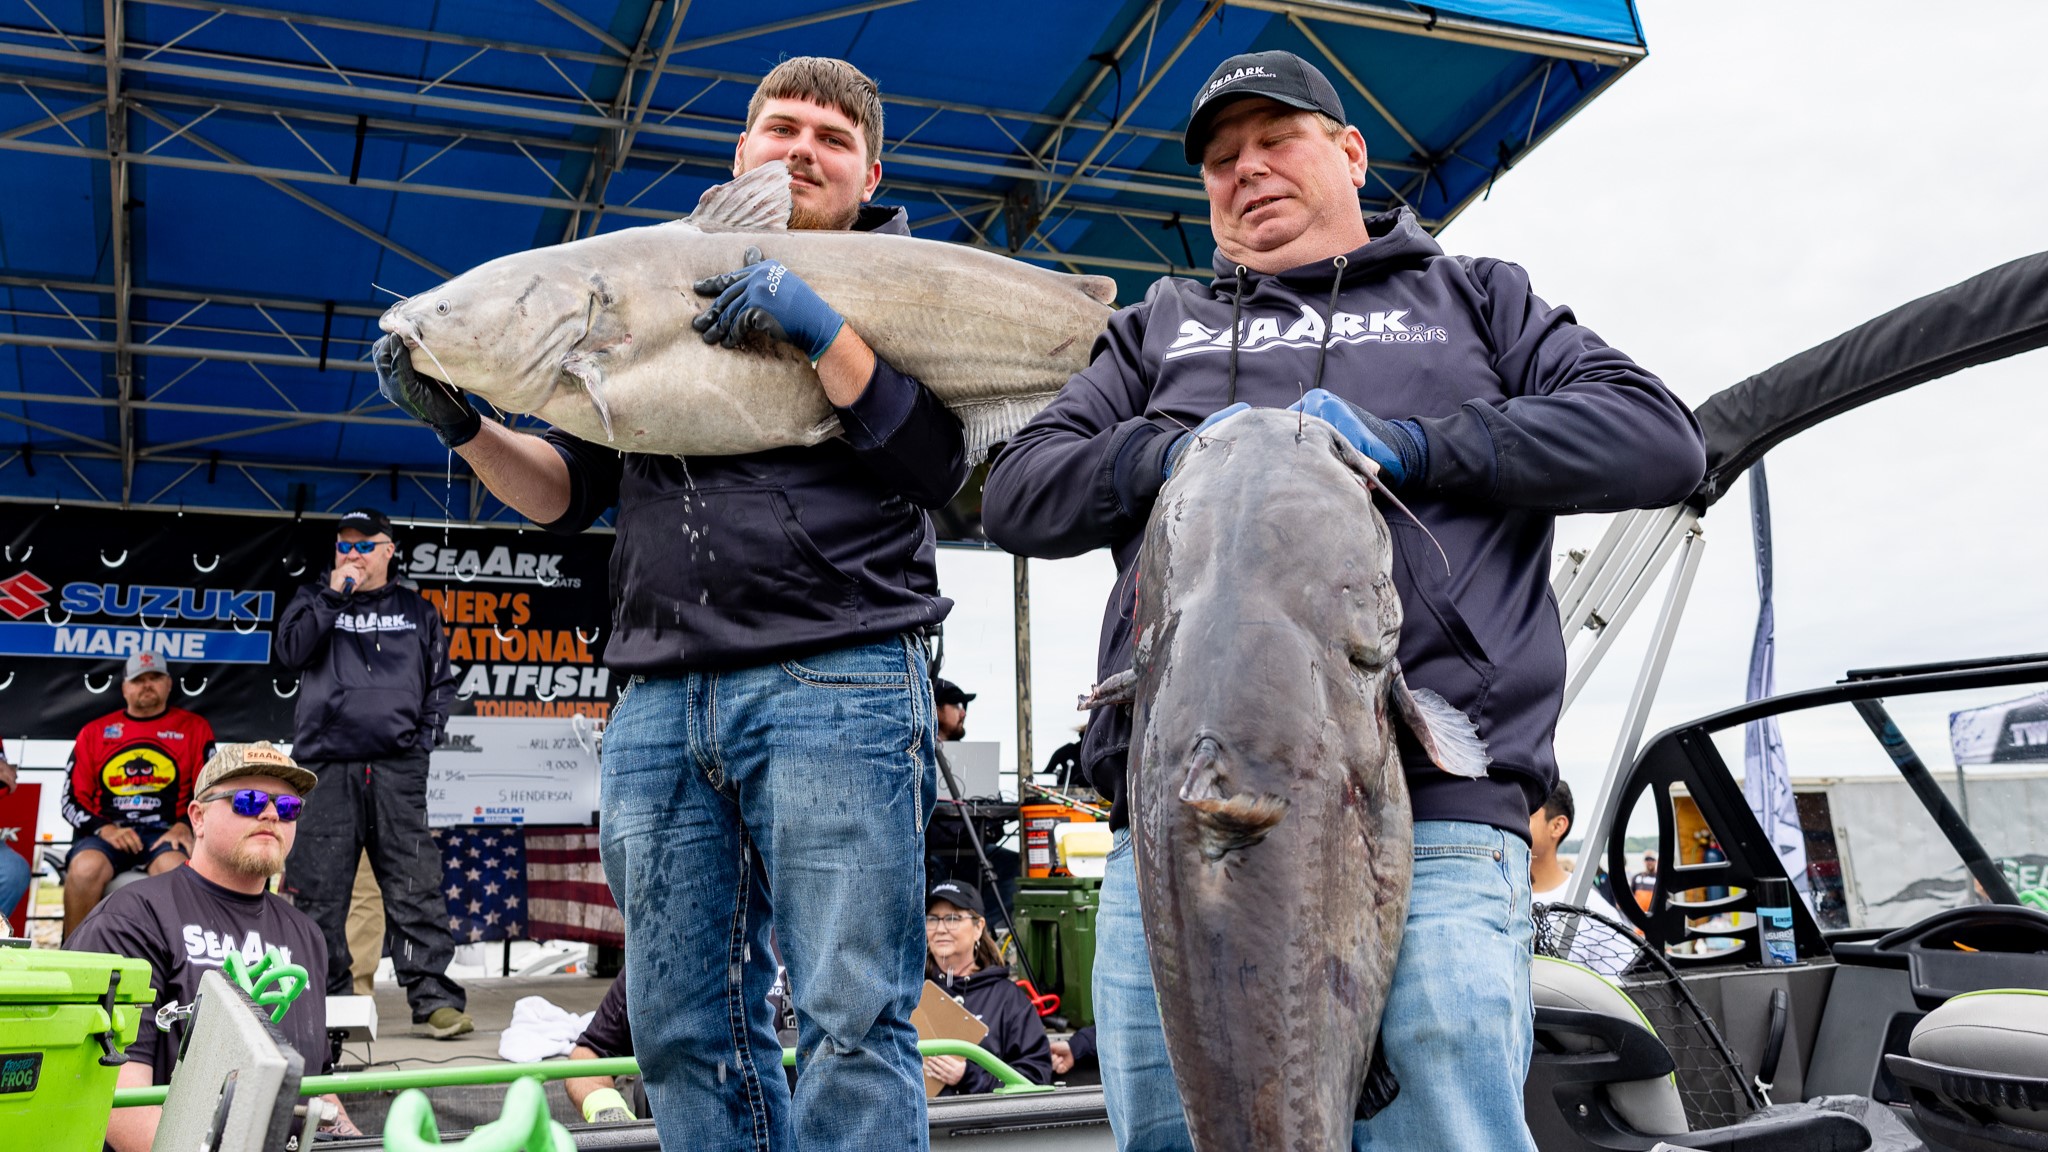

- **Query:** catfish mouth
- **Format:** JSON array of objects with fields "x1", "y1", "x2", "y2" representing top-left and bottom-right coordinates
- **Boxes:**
[
  {"x1": 1178, "y1": 734, "x2": 1290, "y2": 861},
  {"x1": 378, "y1": 305, "x2": 421, "y2": 347}
]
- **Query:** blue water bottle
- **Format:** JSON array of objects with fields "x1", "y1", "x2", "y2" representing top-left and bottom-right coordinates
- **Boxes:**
[{"x1": 1757, "y1": 877, "x2": 1797, "y2": 966}]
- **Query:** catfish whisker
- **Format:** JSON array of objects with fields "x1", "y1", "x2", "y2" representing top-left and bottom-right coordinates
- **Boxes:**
[
  {"x1": 1159, "y1": 411, "x2": 1221, "y2": 447},
  {"x1": 369, "y1": 282, "x2": 410, "y2": 301},
  {"x1": 410, "y1": 332, "x2": 457, "y2": 390},
  {"x1": 1367, "y1": 474, "x2": 1450, "y2": 576}
]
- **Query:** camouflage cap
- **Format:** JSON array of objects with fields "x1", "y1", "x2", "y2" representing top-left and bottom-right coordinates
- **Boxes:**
[{"x1": 194, "y1": 740, "x2": 318, "y2": 797}]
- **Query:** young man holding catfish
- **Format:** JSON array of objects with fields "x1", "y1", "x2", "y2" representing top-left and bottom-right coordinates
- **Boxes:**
[{"x1": 379, "y1": 57, "x2": 966, "y2": 1152}]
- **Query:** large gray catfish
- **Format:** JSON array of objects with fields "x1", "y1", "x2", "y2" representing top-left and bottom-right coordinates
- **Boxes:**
[
  {"x1": 1089, "y1": 409, "x2": 1488, "y2": 1151},
  {"x1": 377, "y1": 160, "x2": 1115, "y2": 460}
]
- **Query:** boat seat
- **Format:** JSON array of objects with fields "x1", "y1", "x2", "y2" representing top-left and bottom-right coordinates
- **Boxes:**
[
  {"x1": 1886, "y1": 989, "x2": 2048, "y2": 1150},
  {"x1": 1527, "y1": 951, "x2": 1874, "y2": 1151},
  {"x1": 1535, "y1": 955, "x2": 1690, "y2": 1136}
]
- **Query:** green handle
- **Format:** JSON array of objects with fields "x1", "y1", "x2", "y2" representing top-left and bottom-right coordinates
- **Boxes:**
[
  {"x1": 845, "y1": 1039, "x2": 1055, "y2": 1097},
  {"x1": 383, "y1": 1077, "x2": 574, "y2": 1152},
  {"x1": 2021, "y1": 887, "x2": 2048, "y2": 912},
  {"x1": 114, "y1": 1041, "x2": 1054, "y2": 1107},
  {"x1": 221, "y1": 948, "x2": 308, "y2": 1024}
]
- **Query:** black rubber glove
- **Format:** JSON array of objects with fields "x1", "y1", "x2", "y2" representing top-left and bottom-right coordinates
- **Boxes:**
[{"x1": 376, "y1": 334, "x2": 481, "y2": 449}]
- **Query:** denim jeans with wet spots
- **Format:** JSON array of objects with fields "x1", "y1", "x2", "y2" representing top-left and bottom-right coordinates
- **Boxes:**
[
  {"x1": 1094, "y1": 820, "x2": 1536, "y2": 1152},
  {"x1": 599, "y1": 637, "x2": 937, "y2": 1152}
]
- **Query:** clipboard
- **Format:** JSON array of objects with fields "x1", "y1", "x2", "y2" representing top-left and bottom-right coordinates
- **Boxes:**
[{"x1": 912, "y1": 979, "x2": 989, "y2": 1097}]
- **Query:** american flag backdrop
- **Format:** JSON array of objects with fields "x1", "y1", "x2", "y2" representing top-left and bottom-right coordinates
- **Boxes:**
[
  {"x1": 525, "y1": 826, "x2": 624, "y2": 946},
  {"x1": 435, "y1": 826, "x2": 528, "y2": 944}
]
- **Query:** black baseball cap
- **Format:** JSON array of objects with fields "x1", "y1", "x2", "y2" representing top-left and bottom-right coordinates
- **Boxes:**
[
  {"x1": 927, "y1": 879, "x2": 986, "y2": 919},
  {"x1": 337, "y1": 508, "x2": 393, "y2": 537},
  {"x1": 933, "y1": 678, "x2": 977, "y2": 708},
  {"x1": 1184, "y1": 50, "x2": 1348, "y2": 164}
]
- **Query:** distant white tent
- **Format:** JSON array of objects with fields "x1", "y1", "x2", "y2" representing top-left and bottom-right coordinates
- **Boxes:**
[{"x1": 1950, "y1": 691, "x2": 2048, "y2": 765}]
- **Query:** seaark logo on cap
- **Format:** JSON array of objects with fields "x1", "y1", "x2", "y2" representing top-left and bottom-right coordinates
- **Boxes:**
[{"x1": 1207, "y1": 65, "x2": 1272, "y2": 95}]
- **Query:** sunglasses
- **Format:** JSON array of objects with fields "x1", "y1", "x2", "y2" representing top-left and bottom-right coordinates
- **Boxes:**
[
  {"x1": 199, "y1": 788, "x2": 304, "y2": 822},
  {"x1": 336, "y1": 540, "x2": 387, "y2": 554}
]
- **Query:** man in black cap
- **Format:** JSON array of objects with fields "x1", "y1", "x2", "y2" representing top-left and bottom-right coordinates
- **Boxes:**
[
  {"x1": 276, "y1": 508, "x2": 471, "y2": 1038},
  {"x1": 982, "y1": 49, "x2": 1704, "y2": 1152},
  {"x1": 926, "y1": 677, "x2": 1017, "y2": 930},
  {"x1": 933, "y1": 677, "x2": 976, "y2": 743}
]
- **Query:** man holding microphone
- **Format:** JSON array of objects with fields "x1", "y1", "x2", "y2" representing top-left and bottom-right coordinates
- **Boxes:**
[{"x1": 276, "y1": 507, "x2": 471, "y2": 1038}]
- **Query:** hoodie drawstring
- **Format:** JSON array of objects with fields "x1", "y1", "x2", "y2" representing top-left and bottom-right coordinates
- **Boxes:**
[
  {"x1": 1309, "y1": 254, "x2": 1349, "y2": 395},
  {"x1": 1225, "y1": 265, "x2": 1248, "y2": 405}
]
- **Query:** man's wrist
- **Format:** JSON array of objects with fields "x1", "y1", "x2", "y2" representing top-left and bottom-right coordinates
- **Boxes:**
[
  {"x1": 437, "y1": 407, "x2": 483, "y2": 450},
  {"x1": 807, "y1": 314, "x2": 846, "y2": 365},
  {"x1": 580, "y1": 1087, "x2": 632, "y2": 1122},
  {"x1": 1112, "y1": 422, "x2": 1174, "y2": 519},
  {"x1": 1381, "y1": 417, "x2": 1428, "y2": 487}
]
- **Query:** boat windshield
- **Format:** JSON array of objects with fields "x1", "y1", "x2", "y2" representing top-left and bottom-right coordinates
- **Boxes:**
[{"x1": 1700, "y1": 679, "x2": 2048, "y2": 933}]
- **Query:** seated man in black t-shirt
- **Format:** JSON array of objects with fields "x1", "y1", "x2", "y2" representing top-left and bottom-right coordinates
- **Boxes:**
[
  {"x1": 564, "y1": 966, "x2": 801, "y2": 1123},
  {"x1": 564, "y1": 976, "x2": 645, "y2": 1123},
  {"x1": 67, "y1": 741, "x2": 356, "y2": 1150}
]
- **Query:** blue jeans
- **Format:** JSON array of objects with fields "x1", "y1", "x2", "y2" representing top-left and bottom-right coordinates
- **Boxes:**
[
  {"x1": 1094, "y1": 820, "x2": 1536, "y2": 1152},
  {"x1": 600, "y1": 637, "x2": 937, "y2": 1152}
]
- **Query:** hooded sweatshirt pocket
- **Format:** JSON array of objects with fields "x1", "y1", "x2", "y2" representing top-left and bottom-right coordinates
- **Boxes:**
[{"x1": 1389, "y1": 518, "x2": 1495, "y2": 724}]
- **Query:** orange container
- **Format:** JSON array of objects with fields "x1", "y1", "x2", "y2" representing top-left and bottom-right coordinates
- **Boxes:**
[{"x1": 1021, "y1": 803, "x2": 1098, "y2": 878}]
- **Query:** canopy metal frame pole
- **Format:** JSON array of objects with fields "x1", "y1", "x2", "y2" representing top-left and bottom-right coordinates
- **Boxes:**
[
  {"x1": 0, "y1": 447, "x2": 582, "y2": 527},
  {"x1": 1225, "y1": 0, "x2": 1646, "y2": 66},
  {"x1": 1565, "y1": 513, "x2": 1705, "y2": 907},
  {"x1": 1014, "y1": 554, "x2": 1033, "y2": 787},
  {"x1": 1561, "y1": 508, "x2": 1696, "y2": 712},
  {"x1": 0, "y1": 49, "x2": 1218, "y2": 201},
  {"x1": 103, "y1": 0, "x2": 134, "y2": 503},
  {"x1": 1553, "y1": 509, "x2": 1641, "y2": 626}
]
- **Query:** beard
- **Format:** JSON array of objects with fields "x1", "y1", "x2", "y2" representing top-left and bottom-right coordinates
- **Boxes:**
[
  {"x1": 784, "y1": 163, "x2": 860, "y2": 231},
  {"x1": 224, "y1": 834, "x2": 287, "y2": 878},
  {"x1": 788, "y1": 197, "x2": 860, "y2": 232}
]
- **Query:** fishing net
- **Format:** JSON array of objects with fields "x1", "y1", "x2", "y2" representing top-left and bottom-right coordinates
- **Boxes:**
[{"x1": 1534, "y1": 903, "x2": 1763, "y2": 1130}]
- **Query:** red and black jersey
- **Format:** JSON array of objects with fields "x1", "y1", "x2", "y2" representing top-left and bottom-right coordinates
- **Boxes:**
[{"x1": 63, "y1": 707, "x2": 216, "y2": 836}]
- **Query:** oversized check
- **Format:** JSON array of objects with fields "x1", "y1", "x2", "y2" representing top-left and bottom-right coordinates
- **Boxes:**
[{"x1": 428, "y1": 714, "x2": 602, "y2": 827}]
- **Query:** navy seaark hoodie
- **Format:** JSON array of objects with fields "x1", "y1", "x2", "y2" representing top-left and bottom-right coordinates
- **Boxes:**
[
  {"x1": 276, "y1": 575, "x2": 455, "y2": 763},
  {"x1": 982, "y1": 208, "x2": 1705, "y2": 837}
]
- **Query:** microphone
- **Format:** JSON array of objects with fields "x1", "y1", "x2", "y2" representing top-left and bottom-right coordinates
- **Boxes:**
[{"x1": 341, "y1": 576, "x2": 356, "y2": 596}]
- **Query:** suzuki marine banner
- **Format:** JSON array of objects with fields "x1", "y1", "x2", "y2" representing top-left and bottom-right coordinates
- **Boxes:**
[{"x1": 0, "y1": 507, "x2": 614, "y2": 741}]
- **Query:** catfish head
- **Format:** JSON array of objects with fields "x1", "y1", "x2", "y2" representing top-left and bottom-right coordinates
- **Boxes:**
[
  {"x1": 1123, "y1": 408, "x2": 1486, "y2": 861},
  {"x1": 377, "y1": 255, "x2": 633, "y2": 433}
]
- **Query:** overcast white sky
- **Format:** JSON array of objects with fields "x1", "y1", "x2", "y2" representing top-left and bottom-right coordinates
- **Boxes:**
[{"x1": 938, "y1": 0, "x2": 2048, "y2": 830}]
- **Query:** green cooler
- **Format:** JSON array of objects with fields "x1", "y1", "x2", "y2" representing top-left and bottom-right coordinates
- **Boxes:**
[
  {"x1": 0, "y1": 947, "x2": 156, "y2": 1152},
  {"x1": 1011, "y1": 875, "x2": 1100, "y2": 1028}
]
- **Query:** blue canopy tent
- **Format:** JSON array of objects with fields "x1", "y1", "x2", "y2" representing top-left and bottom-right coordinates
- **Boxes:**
[{"x1": 0, "y1": 0, "x2": 1644, "y2": 527}]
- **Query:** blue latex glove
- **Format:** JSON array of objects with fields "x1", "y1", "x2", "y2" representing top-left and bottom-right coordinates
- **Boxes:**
[
  {"x1": 692, "y1": 245, "x2": 845, "y2": 363},
  {"x1": 1286, "y1": 388, "x2": 1426, "y2": 487},
  {"x1": 1164, "y1": 402, "x2": 1250, "y2": 479}
]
